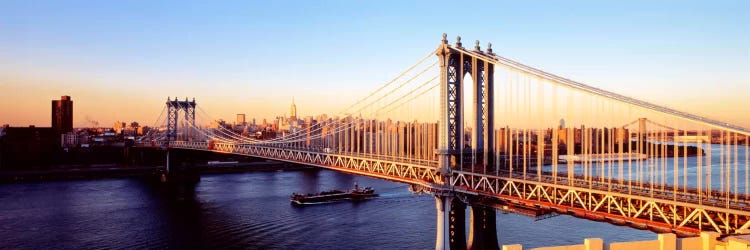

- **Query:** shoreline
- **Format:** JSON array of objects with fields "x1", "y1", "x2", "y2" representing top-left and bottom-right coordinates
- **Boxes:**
[{"x1": 0, "y1": 161, "x2": 313, "y2": 183}]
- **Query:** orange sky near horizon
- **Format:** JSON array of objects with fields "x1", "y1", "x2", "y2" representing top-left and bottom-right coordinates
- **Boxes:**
[{"x1": 2, "y1": 65, "x2": 749, "y2": 130}]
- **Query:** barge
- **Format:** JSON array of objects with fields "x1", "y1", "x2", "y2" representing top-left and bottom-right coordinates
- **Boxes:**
[{"x1": 291, "y1": 184, "x2": 377, "y2": 205}]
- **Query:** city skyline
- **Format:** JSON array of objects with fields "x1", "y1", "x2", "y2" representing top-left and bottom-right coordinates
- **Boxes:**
[{"x1": 1, "y1": 1, "x2": 748, "y2": 128}]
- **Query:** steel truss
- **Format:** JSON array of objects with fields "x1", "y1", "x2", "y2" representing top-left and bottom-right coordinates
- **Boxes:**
[
  {"x1": 170, "y1": 138, "x2": 750, "y2": 235},
  {"x1": 451, "y1": 170, "x2": 750, "y2": 235},
  {"x1": 170, "y1": 141, "x2": 446, "y2": 188}
]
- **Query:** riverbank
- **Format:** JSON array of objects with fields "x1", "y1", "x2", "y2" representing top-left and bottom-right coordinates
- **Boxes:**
[{"x1": 0, "y1": 161, "x2": 313, "y2": 182}]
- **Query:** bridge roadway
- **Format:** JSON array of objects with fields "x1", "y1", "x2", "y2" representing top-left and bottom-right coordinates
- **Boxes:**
[{"x1": 162, "y1": 140, "x2": 750, "y2": 236}]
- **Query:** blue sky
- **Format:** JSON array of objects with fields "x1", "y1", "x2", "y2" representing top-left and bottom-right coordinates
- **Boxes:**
[{"x1": 0, "y1": 0, "x2": 748, "y2": 127}]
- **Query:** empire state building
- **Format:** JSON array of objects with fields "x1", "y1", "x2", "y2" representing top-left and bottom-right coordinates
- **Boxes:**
[{"x1": 290, "y1": 98, "x2": 297, "y2": 120}]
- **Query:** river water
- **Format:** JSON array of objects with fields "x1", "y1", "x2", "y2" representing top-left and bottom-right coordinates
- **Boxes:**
[{"x1": 0, "y1": 169, "x2": 655, "y2": 249}]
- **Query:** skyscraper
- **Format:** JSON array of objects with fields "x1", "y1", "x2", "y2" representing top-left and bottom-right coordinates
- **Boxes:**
[
  {"x1": 237, "y1": 114, "x2": 246, "y2": 125},
  {"x1": 290, "y1": 97, "x2": 297, "y2": 119},
  {"x1": 51, "y1": 95, "x2": 73, "y2": 133}
]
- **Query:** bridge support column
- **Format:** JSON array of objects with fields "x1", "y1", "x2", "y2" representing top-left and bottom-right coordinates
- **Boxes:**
[
  {"x1": 435, "y1": 195, "x2": 467, "y2": 250},
  {"x1": 161, "y1": 150, "x2": 171, "y2": 183},
  {"x1": 166, "y1": 150, "x2": 170, "y2": 174},
  {"x1": 467, "y1": 205, "x2": 499, "y2": 250},
  {"x1": 435, "y1": 195, "x2": 452, "y2": 250}
]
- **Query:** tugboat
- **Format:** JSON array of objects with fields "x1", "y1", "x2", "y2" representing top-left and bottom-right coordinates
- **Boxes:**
[{"x1": 291, "y1": 183, "x2": 377, "y2": 205}]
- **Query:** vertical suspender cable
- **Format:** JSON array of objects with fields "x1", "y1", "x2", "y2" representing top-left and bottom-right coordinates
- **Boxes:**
[
  {"x1": 734, "y1": 133, "x2": 739, "y2": 201},
  {"x1": 708, "y1": 130, "x2": 713, "y2": 199},
  {"x1": 682, "y1": 128, "x2": 688, "y2": 195},
  {"x1": 672, "y1": 129, "x2": 680, "y2": 201},
  {"x1": 698, "y1": 129, "x2": 703, "y2": 204},
  {"x1": 719, "y1": 130, "x2": 726, "y2": 198}
]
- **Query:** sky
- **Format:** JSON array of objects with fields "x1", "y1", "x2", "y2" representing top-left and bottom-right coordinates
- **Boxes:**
[{"x1": 0, "y1": 0, "x2": 748, "y2": 128}]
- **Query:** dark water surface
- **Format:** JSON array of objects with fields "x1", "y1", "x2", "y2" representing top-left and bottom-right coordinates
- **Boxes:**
[{"x1": 0, "y1": 169, "x2": 655, "y2": 249}]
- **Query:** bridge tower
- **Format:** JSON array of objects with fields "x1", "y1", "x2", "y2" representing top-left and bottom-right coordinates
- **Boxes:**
[
  {"x1": 435, "y1": 34, "x2": 498, "y2": 250},
  {"x1": 166, "y1": 97, "x2": 197, "y2": 142},
  {"x1": 163, "y1": 97, "x2": 196, "y2": 178},
  {"x1": 436, "y1": 34, "x2": 495, "y2": 177}
]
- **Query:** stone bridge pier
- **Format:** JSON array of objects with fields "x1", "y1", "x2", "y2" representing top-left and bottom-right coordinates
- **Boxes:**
[{"x1": 435, "y1": 192, "x2": 499, "y2": 250}]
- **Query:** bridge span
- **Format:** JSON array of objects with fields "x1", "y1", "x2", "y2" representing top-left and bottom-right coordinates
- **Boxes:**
[{"x1": 139, "y1": 34, "x2": 750, "y2": 250}]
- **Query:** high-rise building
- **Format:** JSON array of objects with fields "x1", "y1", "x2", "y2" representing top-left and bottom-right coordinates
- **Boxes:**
[
  {"x1": 51, "y1": 95, "x2": 73, "y2": 133},
  {"x1": 290, "y1": 98, "x2": 297, "y2": 119},
  {"x1": 236, "y1": 114, "x2": 246, "y2": 125}
]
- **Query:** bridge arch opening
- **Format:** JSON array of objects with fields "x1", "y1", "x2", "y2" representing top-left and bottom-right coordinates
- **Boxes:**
[{"x1": 462, "y1": 70, "x2": 482, "y2": 171}]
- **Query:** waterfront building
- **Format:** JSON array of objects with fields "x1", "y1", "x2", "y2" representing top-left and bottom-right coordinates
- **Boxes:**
[
  {"x1": 0, "y1": 126, "x2": 58, "y2": 168},
  {"x1": 51, "y1": 95, "x2": 73, "y2": 134}
]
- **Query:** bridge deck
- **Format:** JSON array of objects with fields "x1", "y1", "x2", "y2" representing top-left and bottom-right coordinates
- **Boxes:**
[{"x1": 157, "y1": 141, "x2": 750, "y2": 236}]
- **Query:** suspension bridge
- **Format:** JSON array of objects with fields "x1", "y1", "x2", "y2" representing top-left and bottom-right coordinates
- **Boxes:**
[{"x1": 137, "y1": 34, "x2": 750, "y2": 250}]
